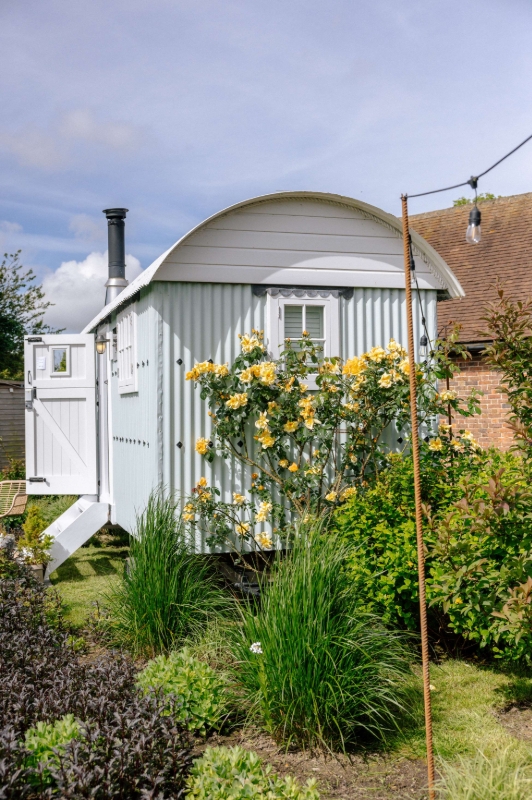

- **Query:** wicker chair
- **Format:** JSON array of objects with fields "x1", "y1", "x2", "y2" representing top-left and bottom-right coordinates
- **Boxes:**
[{"x1": 0, "y1": 481, "x2": 28, "y2": 518}]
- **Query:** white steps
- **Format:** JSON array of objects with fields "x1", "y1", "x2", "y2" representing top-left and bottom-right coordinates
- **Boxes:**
[{"x1": 45, "y1": 496, "x2": 109, "y2": 577}]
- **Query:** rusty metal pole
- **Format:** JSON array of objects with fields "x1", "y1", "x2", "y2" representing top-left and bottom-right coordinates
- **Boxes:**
[{"x1": 401, "y1": 194, "x2": 435, "y2": 800}]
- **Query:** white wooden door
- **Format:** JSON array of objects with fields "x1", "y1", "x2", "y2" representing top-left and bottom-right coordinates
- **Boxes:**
[{"x1": 24, "y1": 334, "x2": 98, "y2": 495}]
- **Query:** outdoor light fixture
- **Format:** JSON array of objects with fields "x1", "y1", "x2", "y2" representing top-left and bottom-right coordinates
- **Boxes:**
[
  {"x1": 95, "y1": 333, "x2": 109, "y2": 355},
  {"x1": 401, "y1": 131, "x2": 532, "y2": 800},
  {"x1": 465, "y1": 204, "x2": 482, "y2": 244}
]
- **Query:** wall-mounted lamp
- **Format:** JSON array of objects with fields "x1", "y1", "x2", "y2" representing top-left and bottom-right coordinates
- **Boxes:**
[{"x1": 96, "y1": 333, "x2": 109, "y2": 355}]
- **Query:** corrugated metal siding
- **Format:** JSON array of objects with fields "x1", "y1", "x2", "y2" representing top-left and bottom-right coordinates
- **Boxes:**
[
  {"x1": 107, "y1": 290, "x2": 160, "y2": 532},
  {"x1": 108, "y1": 281, "x2": 437, "y2": 543},
  {"x1": 0, "y1": 381, "x2": 25, "y2": 470}
]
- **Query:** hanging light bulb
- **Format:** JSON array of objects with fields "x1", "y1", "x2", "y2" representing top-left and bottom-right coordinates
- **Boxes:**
[
  {"x1": 466, "y1": 204, "x2": 482, "y2": 244},
  {"x1": 419, "y1": 334, "x2": 428, "y2": 358}
]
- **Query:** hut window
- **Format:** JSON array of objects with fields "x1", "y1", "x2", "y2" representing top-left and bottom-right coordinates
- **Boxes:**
[
  {"x1": 268, "y1": 295, "x2": 339, "y2": 361},
  {"x1": 116, "y1": 304, "x2": 138, "y2": 394}
]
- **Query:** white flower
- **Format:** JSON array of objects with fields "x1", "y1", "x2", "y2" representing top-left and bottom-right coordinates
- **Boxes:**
[{"x1": 250, "y1": 641, "x2": 263, "y2": 654}]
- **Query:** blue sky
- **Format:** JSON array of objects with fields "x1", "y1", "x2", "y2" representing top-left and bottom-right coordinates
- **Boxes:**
[{"x1": 1, "y1": 0, "x2": 531, "y2": 330}]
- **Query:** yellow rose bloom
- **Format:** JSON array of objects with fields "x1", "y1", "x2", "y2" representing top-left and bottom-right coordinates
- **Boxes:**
[
  {"x1": 197, "y1": 477, "x2": 208, "y2": 488},
  {"x1": 379, "y1": 373, "x2": 393, "y2": 388},
  {"x1": 240, "y1": 368, "x2": 254, "y2": 383},
  {"x1": 325, "y1": 491, "x2": 337, "y2": 502},
  {"x1": 259, "y1": 362, "x2": 276, "y2": 386},
  {"x1": 439, "y1": 389, "x2": 457, "y2": 402},
  {"x1": 184, "y1": 503, "x2": 195, "y2": 512},
  {"x1": 299, "y1": 383, "x2": 308, "y2": 392},
  {"x1": 305, "y1": 466, "x2": 320, "y2": 476},
  {"x1": 283, "y1": 377, "x2": 295, "y2": 392},
  {"x1": 183, "y1": 512, "x2": 195, "y2": 522},
  {"x1": 342, "y1": 356, "x2": 364, "y2": 376},
  {"x1": 236, "y1": 522, "x2": 251, "y2": 535},
  {"x1": 340, "y1": 487, "x2": 357, "y2": 501},
  {"x1": 195, "y1": 437, "x2": 210, "y2": 455},
  {"x1": 226, "y1": 392, "x2": 248, "y2": 409},
  {"x1": 257, "y1": 431, "x2": 276, "y2": 449},
  {"x1": 288, "y1": 462, "x2": 299, "y2": 472},
  {"x1": 255, "y1": 532, "x2": 273, "y2": 550},
  {"x1": 233, "y1": 492, "x2": 245, "y2": 505},
  {"x1": 283, "y1": 421, "x2": 299, "y2": 433},
  {"x1": 267, "y1": 401, "x2": 278, "y2": 413},
  {"x1": 367, "y1": 346, "x2": 386, "y2": 362},
  {"x1": 428, "y1": 437, "x2": 443, "y2": 452},
  {"x1": 279, "y1": 459, "x2": 289, "y2": 468},
  {"x1": 255, "y1": 412, "x2": 269, "y2": 430},
  {"x1": 240, "y1": 334, "x2": 263, "y2": 354},
  {"x1": 255, "y1": 501, "x2": 272, "y2": 522},
  {"x1": 304, "y1": 417, "x2": 317, "y2": 430}
]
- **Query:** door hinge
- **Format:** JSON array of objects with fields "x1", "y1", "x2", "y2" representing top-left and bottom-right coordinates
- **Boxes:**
[
  {"x1": 28, "y1": 477, "x2": 46, "y2": 482},
  {"x1": 25, "y1": 388, "x2": 36, "y2": 410},
  {"x1": 27, "y1": 336, "x2": 43, "y2": 343}
]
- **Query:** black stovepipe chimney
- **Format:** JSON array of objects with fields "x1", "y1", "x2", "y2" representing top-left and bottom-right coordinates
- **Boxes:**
[{"x1": 103, "y1": 207, "x2": 129, "y2": 306}]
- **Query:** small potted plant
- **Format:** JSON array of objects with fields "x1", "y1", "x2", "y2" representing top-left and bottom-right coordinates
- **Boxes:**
[{"x1": 16, "y1": 506, "x2": 53, "y2": 582}]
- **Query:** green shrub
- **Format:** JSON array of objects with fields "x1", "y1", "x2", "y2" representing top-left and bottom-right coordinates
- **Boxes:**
[
  {"x1": 439, "y1": 748, "x2": 532, "y2": 799},
  {"x1": 334, "y1": 446, "x2": 488, "y2": 631},
  {"x1": 335, "y1": 448, "x2": 532, "y2": 661},
  {"x1": 24, "y1": 714, "x2": 81, "y2": 777},
  {"x1": 105, "y1": 493, "x2": 231, "y2": 656},
  {"x1": 18, "y1": 506, "x2": 54, "y2": 565},
  {"x1": 186, "y1": 745, "x2": 319, "y2": 800},
  {"x1": 428, "y1": 463, "x2": 532, "y2": 661},
  {"x1": 136, "y1": 647, "x2": 227, "y2": 734},
  {"x1": 232, "y1": 522, "x2": 414, "y2": 751}
]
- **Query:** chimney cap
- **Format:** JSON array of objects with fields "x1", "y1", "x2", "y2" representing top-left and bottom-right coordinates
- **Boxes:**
[{"x1": 103, "y1": 208, "x2": 129, "y2": 219}]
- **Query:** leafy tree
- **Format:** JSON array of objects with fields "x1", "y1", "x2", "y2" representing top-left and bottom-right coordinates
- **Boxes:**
[
  {"x1": 481, "y1": 285, "x2": 532, "y2": 455},
  {"x1": 0, "y1": 250, "x2": 58, "y2": 380},
  {"x1": 453, "y1": 192, "x2": 500, "y2": 206}
]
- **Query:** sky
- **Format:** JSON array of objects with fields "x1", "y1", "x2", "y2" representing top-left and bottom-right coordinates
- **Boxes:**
[{"x1": 1, "y1": 0, "x2": 531, "y2": 331}]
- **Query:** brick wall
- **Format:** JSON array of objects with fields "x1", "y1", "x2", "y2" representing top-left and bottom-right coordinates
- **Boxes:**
[{"x1": 443, "y1": 354, "x2": 514, "y2": 450}]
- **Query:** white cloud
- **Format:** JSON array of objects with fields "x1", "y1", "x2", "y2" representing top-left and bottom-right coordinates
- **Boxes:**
[
  {"x1": 61, "y1": 109, "x2": 144, "y2": 152},
  {"x1": 0, "y1": 130, "x2": 64, "y2": 170},
  {"x1": 0, "y1": 220, "x2": 23, "y2": 234},
  {"x1": 69, "y1": 213, "x2": 106, "y2": 244},
  {"x1": 42, "y1": 251, "x2": 142, "y2": 332}
]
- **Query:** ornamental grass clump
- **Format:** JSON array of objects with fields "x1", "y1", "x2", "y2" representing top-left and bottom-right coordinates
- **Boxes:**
[
  {"x1": 105, "y1": 493, "x2": 232, "y2": 656},
  {"x1": 439, "y1": 748, "x2": 532, "y2": 800},
  {"x1": 232, "y1": 522, "x2": 416, "y2": 751}
]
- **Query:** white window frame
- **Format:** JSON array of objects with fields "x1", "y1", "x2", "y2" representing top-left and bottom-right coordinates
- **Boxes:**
[
  {"x1": 50, "y1": 345, "x2": 71, "y2": 377},
  {"x1": 267, "y1": 294, "x2": 340, "y2": 360},
  {"x1": 116, "y1": 304, "x2": 138, "y2": 395}
]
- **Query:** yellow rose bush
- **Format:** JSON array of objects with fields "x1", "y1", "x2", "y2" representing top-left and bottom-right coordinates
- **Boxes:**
[{"x1": 184, "y1": 329, "x2": 480, "y2": 549}]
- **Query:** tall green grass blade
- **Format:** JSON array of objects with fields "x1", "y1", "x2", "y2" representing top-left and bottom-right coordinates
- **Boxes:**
[
  {"x1": 105, "y1": 493, "x2": 231, "y2": 656},
  {"x1": 232, "y1": 521, "x2": 417, "y2": 751}
]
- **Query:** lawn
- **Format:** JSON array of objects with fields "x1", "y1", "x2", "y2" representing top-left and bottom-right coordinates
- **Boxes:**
[{"x1": 49, "y1": 537, "x2": 129, "y2": 627}]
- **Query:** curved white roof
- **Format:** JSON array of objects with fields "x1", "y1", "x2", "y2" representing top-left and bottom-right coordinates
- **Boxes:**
[{"x1": 83, "y1": 190, "x2": 464, "y2": 333}]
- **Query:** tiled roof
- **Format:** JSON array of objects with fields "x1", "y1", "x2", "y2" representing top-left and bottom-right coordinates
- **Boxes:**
[{"x1": 410, "y1": 192, "x2": 532, "y2": 343}]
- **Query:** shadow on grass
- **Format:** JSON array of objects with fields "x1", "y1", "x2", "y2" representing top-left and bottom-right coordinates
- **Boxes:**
[
  {"x1": 493, "y1": 664, "x2": 532, "y2": 708},
  {"x1": 52, "y1": 547, "x2": 128, "y2": 583}
]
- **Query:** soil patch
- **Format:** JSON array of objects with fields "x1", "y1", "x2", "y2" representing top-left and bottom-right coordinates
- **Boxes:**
[
  {"x1": 497, "y1": 705, "x2": 532, "y2": 742},
  {"x1": 203, "y1": 730, "x2": 429, "y2": 799}
]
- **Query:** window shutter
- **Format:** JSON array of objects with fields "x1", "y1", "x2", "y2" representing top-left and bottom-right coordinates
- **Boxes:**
[{"x1": 117, "y1": 304, "x2": 138, "y2": 394}]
